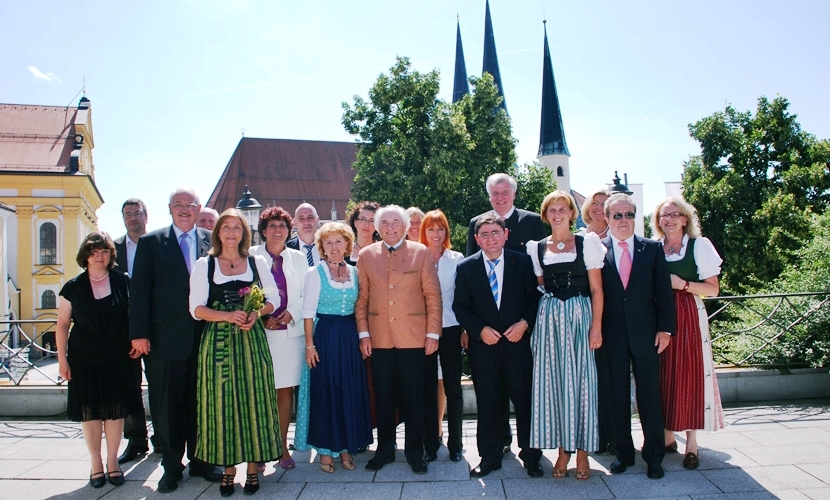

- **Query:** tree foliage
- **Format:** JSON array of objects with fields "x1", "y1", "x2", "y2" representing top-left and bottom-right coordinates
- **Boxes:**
[
  {"x1": 682, "y1": 96, "x2": 830, "y2": 293},
  {"x1": 342, "y1": 57, "x2": 556, "y2": 250}
]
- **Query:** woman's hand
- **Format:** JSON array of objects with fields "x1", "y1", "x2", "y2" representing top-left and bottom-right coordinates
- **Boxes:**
[
  {"x1": 226, "y1": 310, "x2": 249, "y2": 326},
  {"x1": 275, "y1": 311, "x2": 293, "y2": 327},
  {"x1": 588, "y1": 326, "x2": 602, "y2": 350},
  {"x1": 306, "y1": 346, "x2": 319, "y2": 368},
  {"x1": 59, "y1": 360, "x2": 71, "y2": 381},
  {"x1": 239, "y1": 311, "x2": 257, "y2": 331},
  {"x1": 263, "y1": 316, "x2": 280, "y2": 330}
]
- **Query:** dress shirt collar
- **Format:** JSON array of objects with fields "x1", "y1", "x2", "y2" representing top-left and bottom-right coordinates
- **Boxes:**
[
  {"x1": 493, "y1": 206, "x2": 515, "y2": 221},
  {"x1": 384, "y1": 237, "x2": 406, "y2": 252}
]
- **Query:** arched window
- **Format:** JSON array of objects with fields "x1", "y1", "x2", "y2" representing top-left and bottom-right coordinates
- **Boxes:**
[
  {"x1": 557, "y1": 166, "x2": 564, "y2": 177},
  {"x1": 41, "y1": 290, "x2": 56, "y2": 309},
  {"x1": 39, "y1": 222, "x2": 57, "y2": 265}
]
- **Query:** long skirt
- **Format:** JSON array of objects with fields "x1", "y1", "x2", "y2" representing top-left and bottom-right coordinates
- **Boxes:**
[
  {"x1": 294, "y1": 314, "x2": 372, "y2": 456},
  {"x1": 530, "y1": 293, "x2": 599, "y2": 451},
  {"x1": 196, "y1": 319, "x2": 282, "y2": 465},
  {"x1": 660, "y1": 291, "x2": 724, "y2": 431}
]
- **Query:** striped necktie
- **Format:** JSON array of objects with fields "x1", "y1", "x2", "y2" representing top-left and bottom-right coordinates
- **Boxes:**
[
  {"x1": 487, "y1": 259, "x2": 500, "y2": 303},
  {"x1": 303, "y1": 243, "x2": 314, "y2": 267}
]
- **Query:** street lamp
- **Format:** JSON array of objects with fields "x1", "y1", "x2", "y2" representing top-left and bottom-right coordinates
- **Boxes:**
[
  {"x1": 608, "y1": 171, "x2": 634, "y2": 195},
  {"x1": 236, "y1": 185, "x2": 263, "y2": 244}
]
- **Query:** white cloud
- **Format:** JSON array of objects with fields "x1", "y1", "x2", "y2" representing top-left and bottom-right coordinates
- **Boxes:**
[{"x1": 27, "y1": 66, "x2": 62, "y2": 83}]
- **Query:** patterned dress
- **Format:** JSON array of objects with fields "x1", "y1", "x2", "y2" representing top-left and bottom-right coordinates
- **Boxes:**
[
  {"x1": 660, "y1": 236, "x2": 724, "y2": 432},
  {"x1": 528, "y1": 234, "x2": 605, "y2": 451},
  {"x1": 294, "y1": 263, "x2": 372, "y2": 457},
  {"x1": 194, "y1": 256, "x2": 282, "y2": 465}
]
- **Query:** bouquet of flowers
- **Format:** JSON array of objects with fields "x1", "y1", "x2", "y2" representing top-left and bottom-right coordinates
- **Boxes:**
[{"x1": 238, "y1": 284, "x2": 266, "y2": 314}]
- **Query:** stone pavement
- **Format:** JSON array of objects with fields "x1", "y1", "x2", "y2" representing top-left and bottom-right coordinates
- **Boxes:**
[{"x1": 1, "y1": 400, "x2": 830, "y2": 499}]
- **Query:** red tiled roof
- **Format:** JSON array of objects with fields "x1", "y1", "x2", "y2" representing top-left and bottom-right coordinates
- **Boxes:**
[
  {"x1": 207, "y1": 138, "x2": 358, "y2": 218},
  {"x1": 0, "y1": 104, "x2": 77, "y2": 173}
]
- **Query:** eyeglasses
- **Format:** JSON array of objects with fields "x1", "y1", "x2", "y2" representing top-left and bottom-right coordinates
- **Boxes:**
[
  {"x1": 171, "y1": 203, "x2": 199, "y2": 211},
  {"x1": 356, "y1": 217, "x2": 375, "y2": 225},
  {"x1": 477, "y1": 230, "x2": 505, "y2": 239},
  {"x1": 123, "y1": 210, "x2": 145, "y2": 218},
  {"x1": 611, "y1": 212, "x2": 636, "y2": 220},
  {"x1": 659, "y1": 212, "x2": 684, "y2": 219}
]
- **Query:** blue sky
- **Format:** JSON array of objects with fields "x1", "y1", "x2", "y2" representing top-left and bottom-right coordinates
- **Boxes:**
[{"x1": 2, "y1": 0, "x2": 829, "y2": 235}]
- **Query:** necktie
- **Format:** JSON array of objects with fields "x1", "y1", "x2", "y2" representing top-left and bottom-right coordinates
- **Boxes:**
[
  {"x1": 303, "y1": 244, "x2": 314, "y2": 267},
  {"x1": 388, "y1": 245, "x2": 396, "y2": 254},
  {"x1": 618, "y1": 241, "x2": 632, "y2": 289},
  {"x1": 179, "y1": 233, "x2": 191, "y2": 274},
  {"x1": 487, "y1": 259, "x2": 500, "y2": 303}
]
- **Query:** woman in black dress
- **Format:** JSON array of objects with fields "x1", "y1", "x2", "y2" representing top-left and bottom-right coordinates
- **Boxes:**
[{"x1": 56, "y1": 231, "x2": 140, "y2": 488}]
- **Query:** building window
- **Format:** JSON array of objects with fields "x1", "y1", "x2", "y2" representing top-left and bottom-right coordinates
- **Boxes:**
[
  {"x1": 39, "y1": 222, "x2": 57, "y2": 265},
  {"x1": 41, "y1": 290, "x2": 56, "y2": 309},
  {"x1": 557, "y1": 166, "x2": 564, "y2": 177}
]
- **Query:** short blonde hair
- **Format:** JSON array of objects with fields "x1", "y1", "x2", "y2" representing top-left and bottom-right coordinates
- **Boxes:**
[
  {"x1": 540, "y1": 190, "x2": 578, "y2": 226},
  {"x1": 315, "y1": 222, "x2": 355, "y2": 259},
  {"x1": 581, "y1": 187, "x2": 609, "y2": 225},
  {"x1": 652, "y1": 197, "x2": 702, "y2": 239},
  {"x1": 208, "y1": 209, "x2": 251, "y2": 257}
]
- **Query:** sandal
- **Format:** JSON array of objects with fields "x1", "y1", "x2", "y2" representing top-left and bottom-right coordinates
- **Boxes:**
[
  {"x1": 279, "y1": 456, "x2": 296, "y2": 470},
  {"x1": 243, "y1": 473, "x2": 259, "y2": 495},
  {"x1": 320, "y1": 457, "x2": 335, "y2": 473},
  {"x1": 220, "y1": 474, "x2": 235, "y2": 497},
  {"x1": 340, "y1": 454, "x2": 355, "y2": 470},
  {"x1": 552, "y1": 450, "x2": 570, "y2": 478},
  {"x1": 575, "y1": 450, "x2": 591, "y2": 480}
]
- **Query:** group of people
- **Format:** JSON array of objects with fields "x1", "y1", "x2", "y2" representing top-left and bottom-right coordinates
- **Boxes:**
[{"x1": 55, "y1": 172, "x2": 724, "y2": 495}]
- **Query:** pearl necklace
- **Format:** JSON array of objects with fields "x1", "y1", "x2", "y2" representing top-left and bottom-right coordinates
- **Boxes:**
[
  {"x1": 550, "y1": 234, "x2": 572, "y2": 251},
  {"x1": 89, "y1": 273, "x2": 108, "y2": 282}
]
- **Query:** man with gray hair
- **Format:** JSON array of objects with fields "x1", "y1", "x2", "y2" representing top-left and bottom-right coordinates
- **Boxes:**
[
  {"x1": 355, "y1": 205, "x2": 442, "y2": 474},
  {"x1": 196, "y1": 207, "x2": 219, "y2": 231},
  {"x1": 287, "y1": 203, "x2": 321, "y2": 267}
]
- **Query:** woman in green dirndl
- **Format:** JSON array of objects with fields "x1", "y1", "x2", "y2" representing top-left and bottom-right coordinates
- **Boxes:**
[{"x1": 189, "y1": 209, "x2": 282, "y2": 496}]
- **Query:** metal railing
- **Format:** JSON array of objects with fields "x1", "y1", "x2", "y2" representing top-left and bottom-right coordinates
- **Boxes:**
[
  {"x1": 0, "y1": 319, "x2": 62, "y2": 385},
  {"x1": 705, "y1": 291, "x2": 830, "y2": 369}
]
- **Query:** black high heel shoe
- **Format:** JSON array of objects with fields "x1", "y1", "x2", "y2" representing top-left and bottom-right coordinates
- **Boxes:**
[
  {"x1": 243, "y1": 473, "x2": 259, "y2": 495},
  {"x1": 220, "y1": 474, "x2": 235, "y2": 497},
  {"x1": 89, "y1": 471, "x2": 106, "y2": 488},
  {"x1": 107, "y1": 468, "x2": 125, "y2": 486}
]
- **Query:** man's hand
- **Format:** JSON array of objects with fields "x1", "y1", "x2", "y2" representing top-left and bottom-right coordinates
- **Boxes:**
[
  {"x1": 425, "y1": 338, "x2": 438, "y2": 356},
  {"x1": 655, "y1": 332, "x2": 671, "y2": 354},
  {"x1": 460, "y1": 331, "x2": 469, "y2": 349},
  {"x1": 480, "y1": 326, "x2": 502, "y2": 346},
  {"x1": 360, "y1": 337, "x2": 372, "y2": 358},
  {"x1": 275, "y1": 310, "x2": 293, "y2": 326},
  {"x1": 503, "y1": 319, "x2": 528, "y2": 343},
  {"x1": 263, "y1": 316, "x2": 281, "y2": 330},
  {"x1": 131, "y1": 339, "x2": 151, "y2": 356}
]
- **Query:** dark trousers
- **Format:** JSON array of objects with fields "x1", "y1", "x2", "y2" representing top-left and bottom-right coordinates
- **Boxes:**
[
  {"x1": 470, "y1": 343, "x2": 541, "y2": 466},
  {"x1": 123, "y1": 357, "x2": 149, "y2": 446},
  {"x1": 423, "y1": 350, "x2": 440, "y2": 454},
  {"x1": 608, "y1": 349, "x2": 665, "y2": 465},
  {"x1": 144, "y1": 351, "x2": 199, "y2": 473},
  {"x1": 437, "y1": 326, "x2": 464, "y2": 454},
  {"x1": 594, "y1": 345, "x2": 617, "y2": 451},
  {"x1": 371, "y1": 347, "x2": 425, "y2": 463},
  {"x1": 496, "y1": 379, "x2": 512, "y2": 447}
]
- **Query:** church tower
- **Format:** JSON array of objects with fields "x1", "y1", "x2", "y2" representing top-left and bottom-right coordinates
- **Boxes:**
[
  {"x1": 482, "y1": 0, "x2": 507, "y2": 113},
  {"x1": 452, "y1": 18, "x2": 470, "y2": 103},
  {"x1": 536, "y1": 20, "x2": 571, "y2": 193}
]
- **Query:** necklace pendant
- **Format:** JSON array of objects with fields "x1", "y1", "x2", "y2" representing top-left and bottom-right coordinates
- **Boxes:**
[{"x1": 556, "y1": 242, "x2": 565, "y2": 250}]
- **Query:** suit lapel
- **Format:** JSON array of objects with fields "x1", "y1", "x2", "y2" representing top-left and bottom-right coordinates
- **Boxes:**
[
  {"x1": 163, "y1": 226, "x2": 190, "y2": 276},
  {"x1": 471, "y1": 251, "x2": 499, "y2": 311},
  {"x1": 631, "y1": 236, "x2": 646, "y2": 268},
  {"x1": 603, "y1": 237, "x2": 625, "y2": 289},
  {"x1": 500, "y1": 252, "x2": 519, "y2": 310},
  {"x1": 197, "y1": 229, "x2": 211, "y2": 258}
]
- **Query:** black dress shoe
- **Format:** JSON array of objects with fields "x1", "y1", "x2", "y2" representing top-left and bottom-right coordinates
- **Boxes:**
[
  {"x1": 647, "y1": 462, "x2": 665, "y2": 479},
  {"x1": 117, "y1": 443, "x2": 149, "y2": 464},
  {"x1": 189, "y1": 462, "x2": 223, "y2": 482},
  {"x1": 682, "y1": 452, "x2": 699, "y2": 470},
  {"x1": 501, "y1": 445, "x2": 512, "y2": 455},
  {"x1": 424, "y1": 450, "x2": 438, "y2": 462},
  {"x1": 470, "y1": 461, "x2": 501, "y2": 478},
  {"x1": 609, "y1": 458, "x2": 635, "y2": 474},
  {"x1": 356, "y1": 445, "x2": 369, "y2": 454},
  {"x1": 524, "y1": 460, "x2": 544, "y2": 477},
  {"x1": 449, "y1": 451, "x2": 463, "y2": 462},
  {"x1": 107, "y1": 469, "x2": 125, "y2": 486},
  {"x1": 365, "y1": 454, "x2": 394, "y2": 471},
  {"x1": 157, "y1": 471, "x2": 180, "y2": 493},
  {"x1": 409, "y1": 459, "x2": 428, "y2": 474},
  {"x1": 89, "y1": 471, "x2": 106, "y2": 488}
]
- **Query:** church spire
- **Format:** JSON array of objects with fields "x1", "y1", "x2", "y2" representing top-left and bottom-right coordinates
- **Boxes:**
[
  {"x1": 452, "y1": 17, "x2": 470, "y2": 103},
  {"x1": 482, "y1": 0, "x2": 507, "y2": 113},
  {"x1": 538, "y1": 20, "x2": 569, "y2": 157}
]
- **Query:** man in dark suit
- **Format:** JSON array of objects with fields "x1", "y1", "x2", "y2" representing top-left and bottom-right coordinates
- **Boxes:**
[
  {"x1": 113, "y1": 198, "x2": 156, "y2": 464},
  {"x1": 130, "y1": 188, "x2": 221, "y2": 493},
  {"x1": 600, "y1": 193, "x2": 675, "y2": 480},
  {"x1": 286, "y1": 203, "x2": 320, "y2": 267},
  {"x1": 453, "y1": 214, "x2": 543, "y2": 478},
  {"x1": 466, "y1": 173, "x2": 546, "y2": 453}
]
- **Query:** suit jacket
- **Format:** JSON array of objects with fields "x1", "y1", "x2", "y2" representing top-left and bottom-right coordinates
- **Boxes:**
[
  {"x1": 600, "y1": 235, "x2": 675, "y2": 359},
  {"x1": 452, "y1": 249, "x2": 540, "y2": 369},
  {"x1": 113, "y1": 235, "x2": 129, "y2": 275},
  {"x1": 355, "y1": 240, "x2": 442, "y2": 349},
  {"x1": 286, "y1": 237, "x2": 301, "y2": 251},
  {"x1": 129, "y1": 225, "x2": 211, "y2": 360},
  {"x1": 249, "y1": 245, "x2": 307, "y2": 338},
  {"x1": 466, "y1": 208, "x2": 546, "y2": 257}
]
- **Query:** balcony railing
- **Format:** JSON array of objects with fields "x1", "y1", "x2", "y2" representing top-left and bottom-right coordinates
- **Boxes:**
[{"x1": 0, "y1": 319, "x2": 62, "y2": 385}]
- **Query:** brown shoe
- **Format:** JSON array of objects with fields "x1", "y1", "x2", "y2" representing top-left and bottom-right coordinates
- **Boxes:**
[{"x1": 683, "y1": 452, "x2": 699, "y2": 470}]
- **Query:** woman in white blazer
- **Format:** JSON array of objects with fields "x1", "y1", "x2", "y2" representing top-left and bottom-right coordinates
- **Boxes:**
[{"x1": 250, "y1": 207, "x2": 309, "y2": 470}]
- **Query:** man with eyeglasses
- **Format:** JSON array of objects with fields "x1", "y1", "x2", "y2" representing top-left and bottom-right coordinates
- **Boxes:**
[
  {"x1": 130, "y1": 188, "x2": 221, "y2": 492},
  {"x1": 600, "y1": 193, "x2": 675, "y2": 480},
  {"x1": 287, "y1": 203, "x2": 321, "y2": 267},
  {"x1": 453, "y1": 214, "x2": 543, "y2": 478},
  {"x1": 113, "y1": 198, "x2": 158, "y2": 464}
]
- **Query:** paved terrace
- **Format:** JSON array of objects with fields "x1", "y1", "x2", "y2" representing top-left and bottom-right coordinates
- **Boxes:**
[{"x1": 1, "y1": 400, "x2": 829, "y2": 500}]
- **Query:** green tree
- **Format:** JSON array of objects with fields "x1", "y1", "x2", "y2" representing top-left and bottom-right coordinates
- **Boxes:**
[
  {"x1": 342, "y1": 57, "x2": 555, "y2": 250},
  {"x1": 682, "y1": 96, "x2": 830, "y2": 293}
]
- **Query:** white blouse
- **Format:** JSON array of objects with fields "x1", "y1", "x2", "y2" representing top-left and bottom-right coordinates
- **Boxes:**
[
  {"x1": 188, "y1": 254, "x2": 280, "y2": 319},
  {"x1": 436, "y1": 249, "x2": 464, "y2": 328},
  {"x1": 301, "y1": 263, "x2": 357, "y2": 319},
  {"x1": 661, "y1": 234, "x2": 722, "y2": 280},
  {"x1": 526, "y1": 232, "x2": 606, "y2": 277}
]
